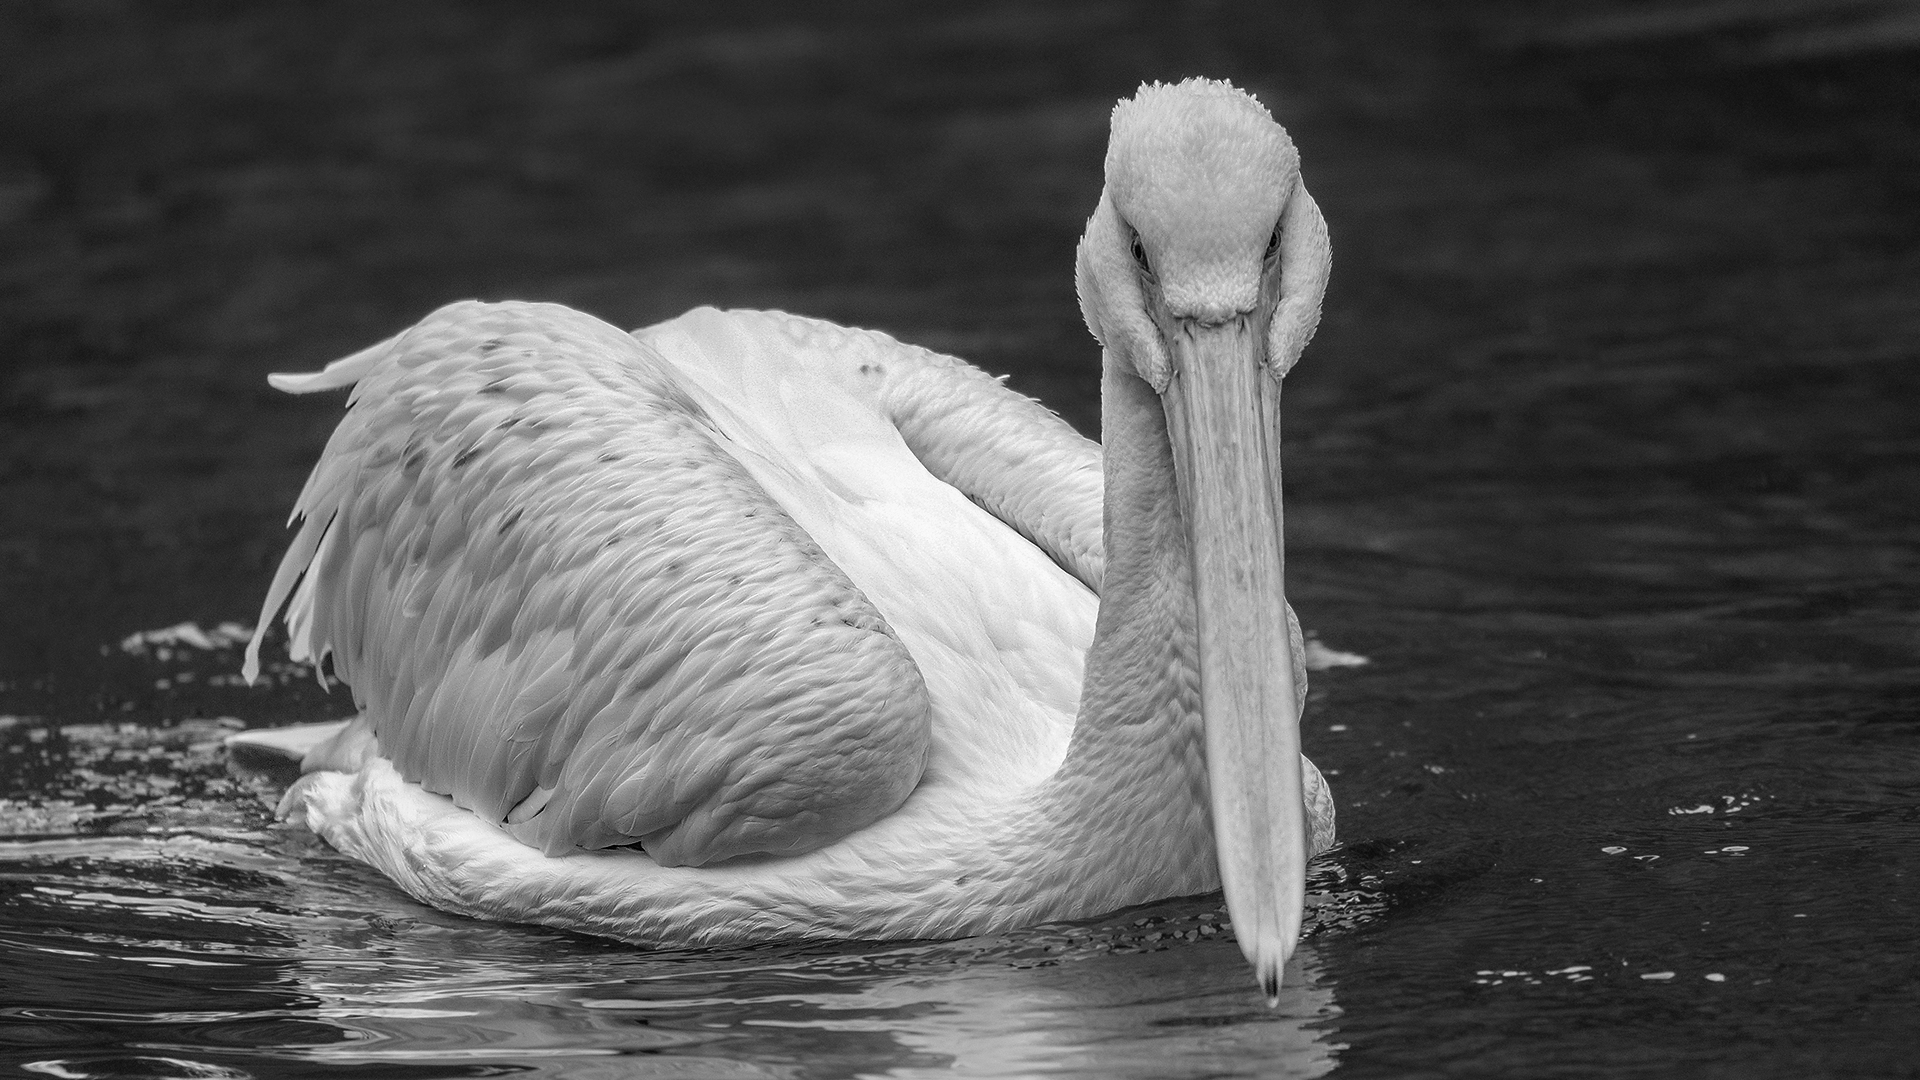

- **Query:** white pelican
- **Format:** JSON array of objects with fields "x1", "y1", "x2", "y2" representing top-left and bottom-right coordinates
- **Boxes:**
[{"x1": 233, "y1": 77, "x2": 1337, "y2": 998}]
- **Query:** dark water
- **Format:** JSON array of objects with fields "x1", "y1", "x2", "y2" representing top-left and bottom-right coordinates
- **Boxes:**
[{"x1": 3, "y1": 2, "x2": 1917, "y2": 1076}]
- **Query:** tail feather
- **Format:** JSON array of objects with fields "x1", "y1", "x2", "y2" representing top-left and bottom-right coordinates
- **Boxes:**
[
  {"x1": 226, "y1": 718, "x2": 377, "y2": 799},
  {"x1": 225, "y1": 719, "x2": 355, "y2": 762}
]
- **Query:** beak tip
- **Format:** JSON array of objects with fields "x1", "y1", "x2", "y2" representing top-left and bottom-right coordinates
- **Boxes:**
[
  {"x1": 1248, "y1": 933, "x2": 1295, "y2": 1003},
  {"x1": 1260, "y1": 966, "x2": 1281, "y2": 1005}
]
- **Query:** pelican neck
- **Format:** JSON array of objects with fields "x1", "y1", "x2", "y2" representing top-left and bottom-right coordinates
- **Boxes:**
[{"x1": 1010, "y1": 354, "x2": 1217, "y2": 887}]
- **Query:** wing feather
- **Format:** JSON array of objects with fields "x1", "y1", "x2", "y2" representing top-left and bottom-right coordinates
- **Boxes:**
[
  {"x1": 640, "y1": 309, "x2": 1106, "y2": 593},
  {"x1": 252, "y1": 300, "x2": 933, "y2": 866}
]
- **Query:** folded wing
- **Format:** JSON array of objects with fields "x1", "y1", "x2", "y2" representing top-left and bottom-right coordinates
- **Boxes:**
[
  {"x1": 680, "y1": 310, "x2": 1109, "y2": 594},
  {"x1": 246, "y1": 301, "x2": 933, "y2": 866}
]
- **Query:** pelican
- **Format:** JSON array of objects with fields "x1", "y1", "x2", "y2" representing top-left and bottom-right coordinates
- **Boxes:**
[{"x1": 232, "y1": 77, "x2": 1337, "y2": 997}]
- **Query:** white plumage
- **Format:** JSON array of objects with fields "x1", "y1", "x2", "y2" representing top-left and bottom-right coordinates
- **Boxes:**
[{"x1": 238, "y1": 78, "x2": 1337, "y2": 995}]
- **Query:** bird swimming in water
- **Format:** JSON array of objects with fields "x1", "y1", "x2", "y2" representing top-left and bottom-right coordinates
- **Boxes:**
[{"x1": 233, "y1": 76, "x2": 1337, "y2": 998}]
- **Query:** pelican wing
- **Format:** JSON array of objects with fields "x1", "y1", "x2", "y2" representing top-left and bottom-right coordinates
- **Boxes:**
[
  {"x1": 245, "y1": 301, "x2": 933, "y2": 866},
  {"x1": 643, "y1": 309, "x2": 1104, "y2": 592},
  {"x1": 635, "y1": 309, "x2": 1104, "y2": 791}
]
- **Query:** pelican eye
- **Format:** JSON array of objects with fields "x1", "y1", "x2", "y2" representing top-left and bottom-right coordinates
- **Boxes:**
[
  {"x1": 1264, "y1": 225, "x2": 1281, "y2": 262},
  {"x1": 1129, "y1": 231, "x2": 1153, "y2": 276}
]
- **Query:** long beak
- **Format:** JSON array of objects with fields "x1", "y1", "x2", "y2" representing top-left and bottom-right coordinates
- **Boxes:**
[{"x1": 1162, "y1": 315, "x2": 1305, "y2": 1002}]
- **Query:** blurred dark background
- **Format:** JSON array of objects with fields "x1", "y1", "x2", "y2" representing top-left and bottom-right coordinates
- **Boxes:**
[{"x1": 2, "y1": 0, "x2": 1916, "y2": 707}]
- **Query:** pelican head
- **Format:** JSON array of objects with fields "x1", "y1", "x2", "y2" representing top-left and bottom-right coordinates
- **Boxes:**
[{"x1": 1076, "y1": 79, "x2": 1331, "y2": 997}]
